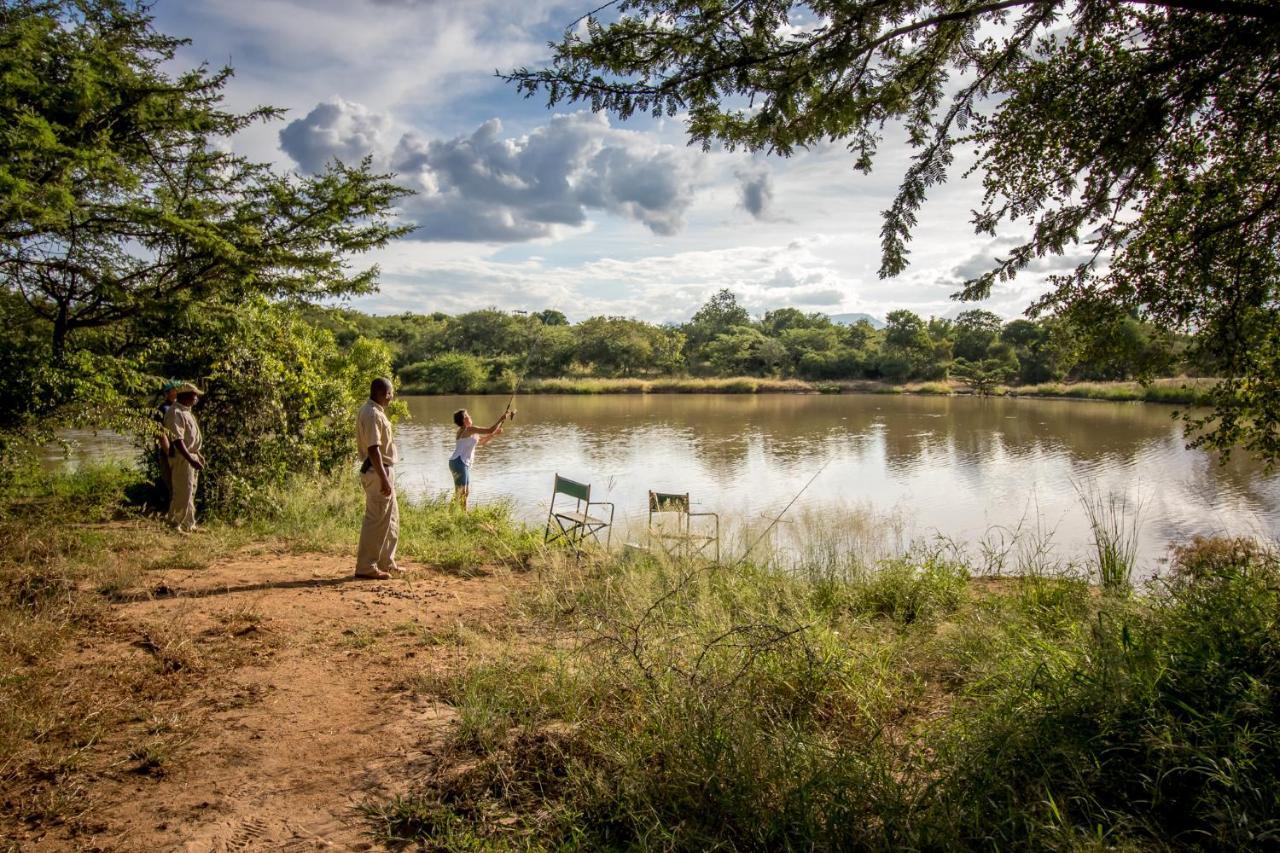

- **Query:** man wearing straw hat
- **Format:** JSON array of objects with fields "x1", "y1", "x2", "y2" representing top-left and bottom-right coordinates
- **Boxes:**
[{"x1": 163, "y1": 382, "x2": 205, "y2": 532}]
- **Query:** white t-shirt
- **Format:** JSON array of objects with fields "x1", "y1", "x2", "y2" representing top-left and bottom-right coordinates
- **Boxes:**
[{"x1": 450, "y1": 434, "x2": 480, "y2": 465}]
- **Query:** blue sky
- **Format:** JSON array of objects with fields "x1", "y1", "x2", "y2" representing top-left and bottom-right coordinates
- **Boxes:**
[{"x1": 152, "y1": 0, "x2": 1086, "y2": 324}]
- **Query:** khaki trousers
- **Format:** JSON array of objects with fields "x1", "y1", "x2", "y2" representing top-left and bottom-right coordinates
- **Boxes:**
[
  {"x1": 357, "y1": 468, "x2": 399, "y2": 573},
  {"x1": 168, "y1": 457, "x2": 198, "y2": 531}
]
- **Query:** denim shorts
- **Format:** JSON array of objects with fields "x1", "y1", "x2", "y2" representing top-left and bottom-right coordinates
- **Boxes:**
[{"x1": 448, "y1": 456, "x2": 470, "y2": 487}]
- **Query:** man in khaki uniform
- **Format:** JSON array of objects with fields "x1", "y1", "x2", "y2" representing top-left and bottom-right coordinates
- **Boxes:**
[
  {"x1": 163, "y1": 383, "x2": 205, "y2": 532},
  {"x1": 356, "y1": 377, "x2": 400, "y2": 579}
]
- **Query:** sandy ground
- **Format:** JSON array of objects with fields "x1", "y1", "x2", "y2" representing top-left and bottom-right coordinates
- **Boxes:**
[{"x1": 14, "y1": 548, "x2": 523, "y2": 852}]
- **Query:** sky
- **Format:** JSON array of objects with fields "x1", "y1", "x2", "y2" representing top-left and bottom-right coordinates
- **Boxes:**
[{"x1": 151, "y1": 0, "x2": 1087, "y2": 325}]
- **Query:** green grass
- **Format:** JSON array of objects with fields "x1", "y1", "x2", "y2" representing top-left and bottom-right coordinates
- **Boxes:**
[
  {"x1": 421, "y1": 375, "x2": 1220, "y2": 404},
  {"x1": 375, "y1": 522, "x2": 1280, "y2": 850},
  {"x1": 1008, "y1": 377, "x2": 1218, "y2": 405},
  {"x1": 5, "y1": 464, "x2": 1275, "y2": 849}
]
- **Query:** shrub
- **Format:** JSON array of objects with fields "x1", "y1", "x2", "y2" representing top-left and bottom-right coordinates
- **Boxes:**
[
  {"x1": 399, "y1": 353, "x2": 488, "y2": 394},
  {"x1": 157, "y1": 300, "x2": 395, "y2": 518}
]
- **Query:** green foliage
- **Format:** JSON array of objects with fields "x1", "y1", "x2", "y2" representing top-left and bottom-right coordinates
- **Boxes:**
[
  {"x1": 506, "y1": 0, "x2": 1280, "y2": 462},
  {"x1": 399, "y1": 353, "x2": 488, "y2": 395},
  {"x1": 952, "y1": 355, "x2": 1017, "y2": 396},
  {"x1": 156, "y1": 301, "x2": 394, "y2": 517},
  {"x1": 297, "y1": 296, "x2": 1200, "y2": 394},
  {"x1": 0, "y1": 0, "x2": 409, "y2": 475},
  {"x1": 574, "y1": 315, "x2": 684, "y2": 377},
  {"x1": 377, "y1": 529, "x2": 1280, "y2": 850},
  {"x1": 925, "y1": 550, "x2": 1280, "y2": 849}
]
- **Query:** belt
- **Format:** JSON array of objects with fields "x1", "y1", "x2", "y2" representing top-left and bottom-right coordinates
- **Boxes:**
[{"x1": 360, "y1": 458, "x2": 394, "y2": 474}]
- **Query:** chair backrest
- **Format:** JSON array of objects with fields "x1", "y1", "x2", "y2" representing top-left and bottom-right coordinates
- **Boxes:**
[
  {"x1": 554, "y1": 474, "x2": 591, "y2": 503},
  {"x1": 649, "y1": 491, "x2": 689, "y2": 513}
]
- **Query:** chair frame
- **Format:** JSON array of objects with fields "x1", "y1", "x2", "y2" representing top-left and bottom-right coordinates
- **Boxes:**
[
  {"x1": 545, "y1": 474, "x2": 615, "y2": 551},
  {"x1": 647, "y1": 490, "x2": 720, "y2": 563}
]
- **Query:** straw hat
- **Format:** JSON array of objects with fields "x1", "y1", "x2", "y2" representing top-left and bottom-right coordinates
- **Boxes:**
[{"x1": 175, "y1": 382, "x2": 204, "y2": 396}]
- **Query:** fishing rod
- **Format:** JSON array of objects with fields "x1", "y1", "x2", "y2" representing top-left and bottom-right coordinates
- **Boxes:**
[
  {"x1": 732, "y1": 458, "x2": 832, "y2": 568},
  {"x1": 502, "y1": 310, "x2": 542, "y2": 421}
]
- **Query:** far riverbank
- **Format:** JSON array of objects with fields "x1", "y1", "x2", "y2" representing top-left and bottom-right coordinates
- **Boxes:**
[{"x1": 401, "y1": 375, "x2": 1217, "y2": 405}]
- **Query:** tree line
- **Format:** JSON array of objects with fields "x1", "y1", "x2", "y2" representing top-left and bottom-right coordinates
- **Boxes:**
[
  {"x1": 302, "y1": 288, "x2": 1193, "y2": 394},
  {"x1": 3, "y1": 0, "x2": 1276, "y2": 487}
]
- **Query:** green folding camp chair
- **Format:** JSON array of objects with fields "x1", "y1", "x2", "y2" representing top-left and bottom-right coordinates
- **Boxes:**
[
  {"x1": 545, "y1": 474, "x2": 615, "y2": 551},
  {"x1": 648, "y1": 490, "x2": 720, "y2": 563}
]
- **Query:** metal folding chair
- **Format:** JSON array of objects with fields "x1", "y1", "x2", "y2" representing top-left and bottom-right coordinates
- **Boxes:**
[
  {"x1": 647, "y1": 490, "x2": 720, "y2": 563},
  {"x1": 545, "y1": 474, "x2": 614, "y2": 551}
]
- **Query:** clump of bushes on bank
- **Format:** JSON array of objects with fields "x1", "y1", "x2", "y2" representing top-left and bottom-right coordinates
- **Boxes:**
[{"x1": 371, "y1": 531, "x2": 1280, "y2": 850}]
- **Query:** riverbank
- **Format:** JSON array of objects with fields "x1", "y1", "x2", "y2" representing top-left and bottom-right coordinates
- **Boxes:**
[
  {"x1": 403, "y1": 375, "x2": 1219, "y2": 405},
  {"x1": 2, "y1": 466, "x2": 1276, "y2": 849}
]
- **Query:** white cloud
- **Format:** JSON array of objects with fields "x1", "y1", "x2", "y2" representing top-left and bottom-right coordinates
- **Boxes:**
[
  {"x1": 282, "y1": 108, "x2": 703, "y2": 241},
  {"x1": 279, "y1": 97, "x2": 392, "y2": 173},
  {"x1": 350, "y1": 234, "x2": 868, "y2": 322}
]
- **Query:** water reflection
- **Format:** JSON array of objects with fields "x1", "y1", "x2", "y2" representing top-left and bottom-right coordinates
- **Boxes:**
[
  {"x1": 45, "y1": 394, "x2": 1280, "y2": 575},
  {"x1": 398, "y1": 395, "x2": 1280, "y2": 575}
]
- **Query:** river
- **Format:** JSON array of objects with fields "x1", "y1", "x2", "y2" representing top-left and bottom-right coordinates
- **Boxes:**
[{"x1": 49, "y1": 394, "x2": 1280, "y2": 576}]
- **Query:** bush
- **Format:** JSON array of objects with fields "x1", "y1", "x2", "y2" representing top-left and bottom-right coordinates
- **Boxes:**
[
  {"x1": 399, "y1": 353, "x2": 488, "y2": 394},
  {"x1": 922, "y1": 548, "x2": 1280, "y2": 849},
  {"x1": 156, "y1": 300, "x2": 394, "y2": 518}
]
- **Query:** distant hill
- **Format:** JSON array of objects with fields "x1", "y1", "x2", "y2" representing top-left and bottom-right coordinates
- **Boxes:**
[{"x1": 828, "y1": 312, "x2": 885, "y2": 329}]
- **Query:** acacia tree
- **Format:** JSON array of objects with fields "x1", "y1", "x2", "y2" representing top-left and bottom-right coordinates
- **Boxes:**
[
  {"x1": 508, "y1": 0, "x2": 1280, "y2": 462},
  {"x1": 0, "y1": 0, "x2": 411, "y2": 362}
]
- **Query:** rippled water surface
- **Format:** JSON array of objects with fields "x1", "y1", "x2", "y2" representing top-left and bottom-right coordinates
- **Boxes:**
[
  {"x1": 397, "y1": 394, "x2": 1280, "y2": 574},
  {"x1": 52, "y1": 394, "x2": 1280, "y2": 574}
]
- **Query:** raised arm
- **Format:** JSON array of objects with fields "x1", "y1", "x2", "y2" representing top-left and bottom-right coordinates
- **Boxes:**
[
  {"x1": 479, "y1": 423, "x2": 504, "y2": 446},
  {"x1": 463, "y1": 412, "x2": 510, "y2": 437}
]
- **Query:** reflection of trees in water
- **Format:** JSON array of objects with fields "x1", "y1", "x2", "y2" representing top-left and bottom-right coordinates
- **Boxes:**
[{"x1": 401, "y1": 393, "x2": 1278, "y2": 499}]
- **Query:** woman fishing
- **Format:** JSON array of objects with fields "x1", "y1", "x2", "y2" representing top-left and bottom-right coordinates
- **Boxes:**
[{"x1": 449, "y1": 408, "x2": 511, "y2": 510}]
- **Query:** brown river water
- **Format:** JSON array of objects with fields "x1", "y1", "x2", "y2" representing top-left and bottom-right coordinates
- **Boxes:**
[{"x1": 49, "y1": 394, "x2": 1280, "y2": 576}]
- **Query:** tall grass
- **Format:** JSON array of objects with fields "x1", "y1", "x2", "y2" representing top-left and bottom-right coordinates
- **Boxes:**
[
  {"x1": 514, "y1": 376, "x2": 815, "y2": 394},
  {"x1": 1076, "y1": 484, "x2": 1143, "y2": 592},
  {"x1": 374, "y1": 505, "x2": 1280, "y2": 849},
  {"x1": 1010, "y1": 377, "x2": 1217, "y2": 405}
]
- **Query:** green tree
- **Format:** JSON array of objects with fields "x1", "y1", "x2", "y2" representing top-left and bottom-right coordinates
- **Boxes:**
[
  {"x1": 0, "y1": 1, "x2": 409, "y2": 359},
  {"x1": 705, "y1": 325, "x2": 784, "y2": 376},
  {"x1": 156, "y1": 301, "x2": 395, "y2": 516},
  {"x1": 509, "y1": 0, "x2": 1280, "y2": 461},
  {"x1": 399, "y1": 353, "x2": 488, "y2": 394},
  {"x1": 840, "y1": 319, "x2": 878, "y2": 353},
  {"x1": 0, "y1": 0, "x2": 409, "y2": 457},
  {"x1": 534, "y1": 309, "x2": 570, "y2": 326},
  {"x1": 762, "y1": 307, "x2": 830, "y2": 336},
  {"x1": 685, "y1": 288, "x2": 752, "y2": 360},
  {"x1": 575, "y1": 316, "x2": 669, "y2": 376},
  {"x1": 778, "y1": 325, "x2": 839, "y2": 374},
  {"x1": 448, "y1": 310, "x2": 526, "y2": 358},
  {"x1": 953, "y1": 310, "x2": 1004, "y2": 363},
  {"x1": 1001, "y1": 318, "x2": 1074, "y2": 384}
]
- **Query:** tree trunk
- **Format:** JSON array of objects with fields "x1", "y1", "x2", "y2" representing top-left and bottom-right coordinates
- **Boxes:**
[{"x1": 52, "y1": 302, "x2": 69, "y2": 363}]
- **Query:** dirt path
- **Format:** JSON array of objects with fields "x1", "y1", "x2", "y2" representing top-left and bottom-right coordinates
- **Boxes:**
[{"x1": 24, "y1": 549, "x2": 523, "y2": 852}]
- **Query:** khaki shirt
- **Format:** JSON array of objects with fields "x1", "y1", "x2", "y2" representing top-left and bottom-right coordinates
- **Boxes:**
[
  {"x1": 357, "y1": 399, "x2": 397, "y2": 465},
  {"x1": 163, "y1": 403, "x2": 202, "y2": 454}
]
